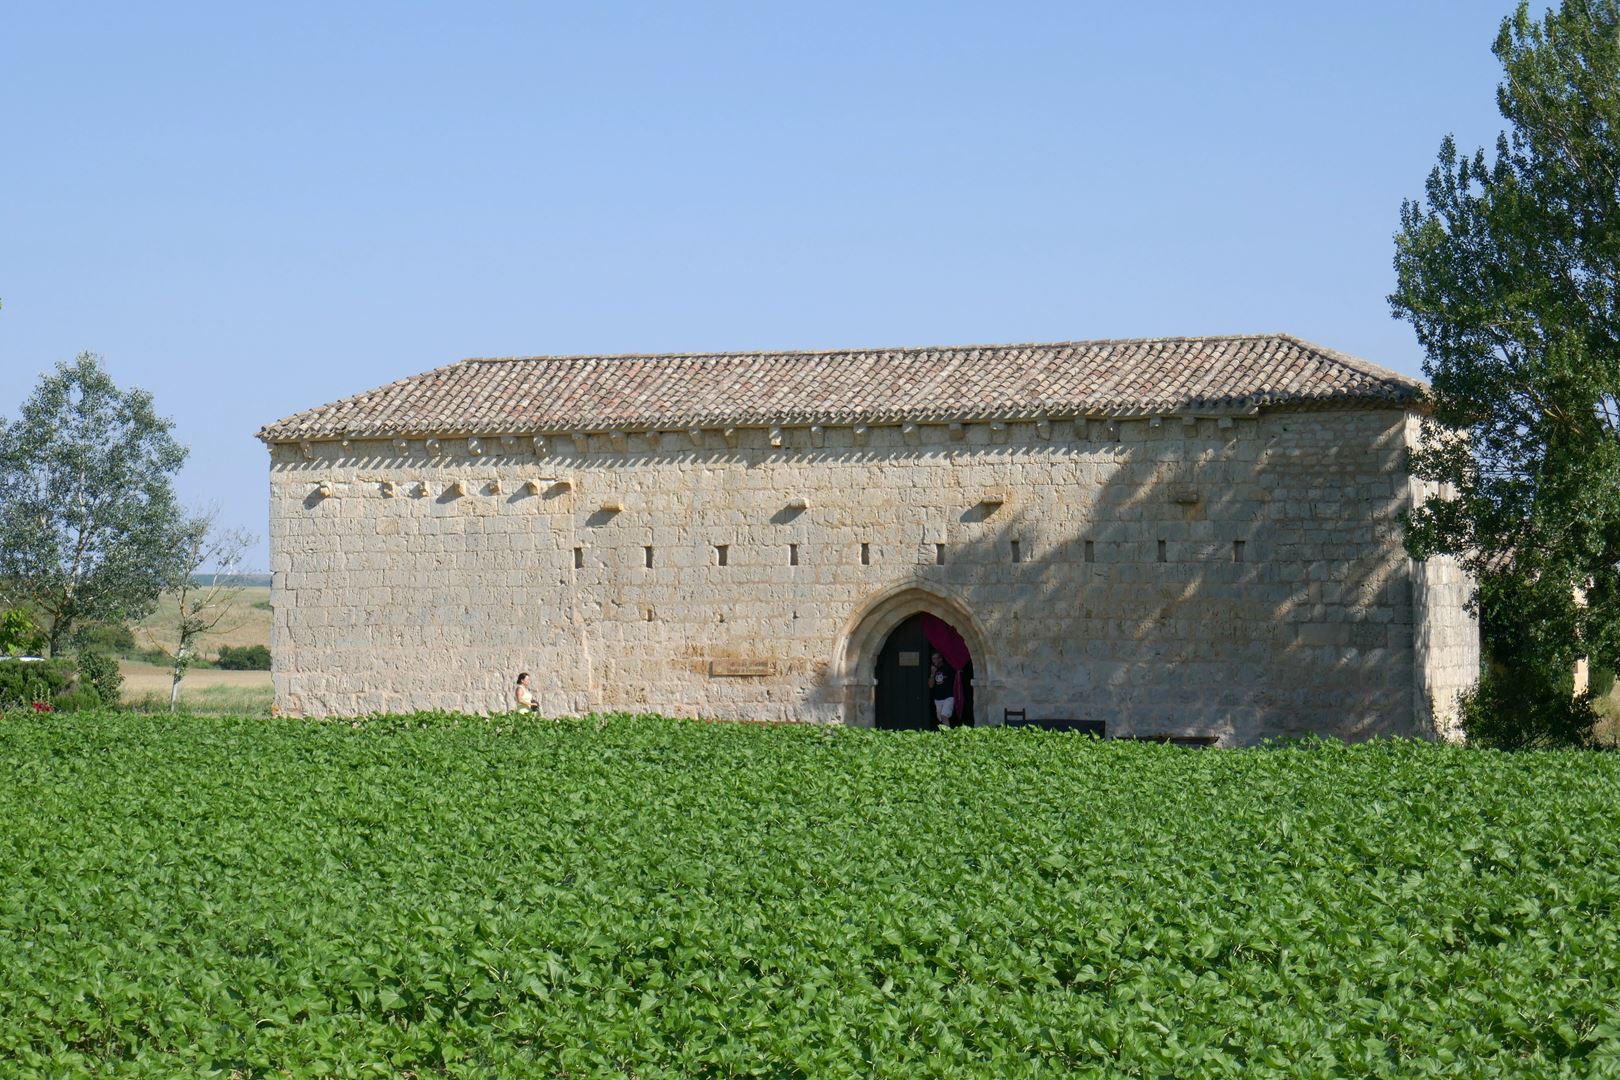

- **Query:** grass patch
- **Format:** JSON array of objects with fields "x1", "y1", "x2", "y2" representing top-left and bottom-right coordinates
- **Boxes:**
[{"x1": 0, "y1": 713, "x2": 1617, "y2": 1075}]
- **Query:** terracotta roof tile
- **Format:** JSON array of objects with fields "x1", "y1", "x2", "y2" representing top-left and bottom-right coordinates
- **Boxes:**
[{"x1": 257, "y1": 333, "x2": 1424, "y2": 442}]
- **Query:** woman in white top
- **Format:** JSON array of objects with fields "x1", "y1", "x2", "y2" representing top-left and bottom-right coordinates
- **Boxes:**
[{"x1": 514, "y1": 672, "x2": 539, "y2": 712}]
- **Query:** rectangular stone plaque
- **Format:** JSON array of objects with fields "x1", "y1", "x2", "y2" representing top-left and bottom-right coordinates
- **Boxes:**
[
  {"x1": 709, "y1": 658, "x2": 775, "y2": 677},
  {"x1": 898, "y1": 651, "x2": 921, "y2": 667}
]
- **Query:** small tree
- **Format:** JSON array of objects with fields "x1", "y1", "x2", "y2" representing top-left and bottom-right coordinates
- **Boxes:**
[
  {"x1": 137, "y1": 511, "x2": 256, "y2": 711},
  {"x1": 1391, "y1": 0, "x2": 1620, "y2": 744},
  {"x1": 0, "y1": 354, "x2": 190, "y2": 654}
]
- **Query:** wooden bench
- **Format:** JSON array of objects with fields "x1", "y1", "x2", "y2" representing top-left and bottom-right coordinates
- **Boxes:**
[{"x1": 1002, "y1": 709, "x2": 1106, "y2": 737}]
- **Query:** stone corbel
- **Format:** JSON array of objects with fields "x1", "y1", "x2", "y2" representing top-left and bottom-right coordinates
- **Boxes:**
[
  {"x1": 688, "y1": 428, "x2": 704, "y2": 448},
  {"x1": 488, "y1": 478, "x2": 503, "y2": 495},
  {"x1": 1035, "y1": 417, "x2": 1051, "y2": 441},
  {"x1": 416, "y1": 481, "x2": 432, "y2": 498},
  {"x1": 608, "y1": 430, "x2": 627, "y2": 451},
  {"x1": 768, "y1": 425, "x2": 784, "y2": 448},
  {"x1": 299, "y1": 441, "x2": 315, "y2": 460},
  {"x1": 852, "y1": 424, "x2": 869, "y2": 446},
  {"x1": 532, "y1": 434, "x2": 549, "y2": 455},
  {"x1": 467, "y1": 437, "x2": 484, "y2": 456},
  {"x1": 500, "y1": 434, "x2": 518, "y2": 452},
  {"x1": 339, "y1": 438, "x2": 352, "y2": 453},
  {"x1": 393, "y1": 438, "x2": 409, "y2": 453},
  {"x1": 989, "y1": 421, "x2": 1008, "y2": 444},
  {"x1": 723, "y1": 427, "x2": 740, "y2": 449},
  {"x1": 425, "y1": 438, "x2": 442, "y2": 455},
  {"x1": 447, "y1": 479, "x2": 467, "y2": 497},
  {"x1": 379, "y1": 480, "x2": 396, "y2": 498},
  {"x1": 949, "y1": 421, "x2": 965, "y2": 441},
  {"x1": 809, "y1": 425, "x2": 824, "y2": 448},
  {"x1": 313, "y1": 482, "x2": 333, "y2": 499},
  {"x1": 902, "y1": 422, "x2": 920, "y2": 445},
  {"x1": 570, "y1": 432, "x2": 589, "y2": 454}
]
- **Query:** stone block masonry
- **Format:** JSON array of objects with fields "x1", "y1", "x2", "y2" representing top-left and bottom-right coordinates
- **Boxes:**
[{"x1": 267, "y1": 405, "x2": 1477, "y2": 744}]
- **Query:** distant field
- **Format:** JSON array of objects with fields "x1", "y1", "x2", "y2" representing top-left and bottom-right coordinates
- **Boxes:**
[
  {"x1": 130, "y1": 586, "x2": 271, "y2": 658},
  {"x1": 118, "y1": 662, "x2": 272, "y2": 715}
]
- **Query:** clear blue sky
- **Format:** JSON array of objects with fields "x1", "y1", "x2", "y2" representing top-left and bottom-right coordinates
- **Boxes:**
[{"x1": 2, "y1": 2, "x2": 1526, "y2": 569}]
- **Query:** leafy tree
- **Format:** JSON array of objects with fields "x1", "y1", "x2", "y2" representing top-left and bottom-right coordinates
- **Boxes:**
[
  {"x1": 1391, "y1": 0, "x2": 1620, "y2": 745},
  {"x1": 134, "y1": 509, "x2": 255, "y2": 711},
  {"x1": 0, "y1": 354, "x2": 190, "y2": 655}
]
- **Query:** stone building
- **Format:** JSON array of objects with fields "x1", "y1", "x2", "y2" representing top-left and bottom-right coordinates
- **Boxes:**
[{"x1": 259, "y1": 334, "x2": 1479, "y2": 743}]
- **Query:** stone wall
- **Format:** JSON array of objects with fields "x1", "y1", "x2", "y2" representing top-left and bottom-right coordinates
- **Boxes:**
[{"x1": 266, "y1": 406, "x2": 1477, "y2": 743}]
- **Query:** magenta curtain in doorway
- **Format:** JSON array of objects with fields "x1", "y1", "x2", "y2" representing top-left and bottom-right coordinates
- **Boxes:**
[{"x1": 920, "y1": 614, "x2": 970, "y2": 719}]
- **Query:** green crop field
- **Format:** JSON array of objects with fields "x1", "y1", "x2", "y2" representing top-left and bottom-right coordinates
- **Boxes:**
[{"x1": 1, "y1": 713, "x2": 1618, "y2": 1078}]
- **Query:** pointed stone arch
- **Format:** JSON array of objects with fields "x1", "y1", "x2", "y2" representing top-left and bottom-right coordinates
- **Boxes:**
[{"x1": 833, "y1": 582, "x2": 998, "y2": 727}]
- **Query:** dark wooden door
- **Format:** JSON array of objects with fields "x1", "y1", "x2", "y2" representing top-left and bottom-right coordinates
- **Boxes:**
[{"x1": 874, "y1": 615, "x2": 933, "y2": 729}]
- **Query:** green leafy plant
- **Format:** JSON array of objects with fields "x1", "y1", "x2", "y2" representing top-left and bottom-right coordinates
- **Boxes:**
[
  {"x1": 0, "y1": 714, "x2": 1616, "y2": 1075},
  {"x1": 0, "y1": 609, "x2": 45, "y2": 657}
]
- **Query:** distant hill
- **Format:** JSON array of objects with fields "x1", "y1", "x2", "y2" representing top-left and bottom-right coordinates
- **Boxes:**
[{"x1": 190, "y1": 573, "x2": 272, "y2": 588}]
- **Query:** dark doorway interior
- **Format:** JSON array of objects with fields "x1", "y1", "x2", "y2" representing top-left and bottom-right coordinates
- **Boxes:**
[{"x1": 874, "y1": 613, "x2": 975, "y2": 729}]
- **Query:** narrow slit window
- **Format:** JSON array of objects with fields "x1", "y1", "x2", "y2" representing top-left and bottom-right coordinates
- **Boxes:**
[
  {"x1": 1233, "y1": 540, "x2": 1246, "y2": 563},
  {"x1": 1157, "y1": 539, "x2": 1167, "y2": 563},
  {"x1": 644, "y1": 545, "x2": 654, "y2": 568},
  {"x1": 935, "y1": 543, "x2": 946, "y2": 565},
  {"x1": 1011, "y1": 540, "x2": 1022, "y2": 564},
  {"x1": 716, "y1": 544, "x2": 729, "y2": 567},
  {"x1": 860, "y1": 542, "x2": 871, "y2": 566},
  {"x1": 789, "y1": 543, "x2": 799, "y2": 566},
  {"x1": 1084, "y1": 540, "x2": 1095, "y2": 564},
  {"x1": 573, "y1": 546, "x2": 584, "y2": 570}
]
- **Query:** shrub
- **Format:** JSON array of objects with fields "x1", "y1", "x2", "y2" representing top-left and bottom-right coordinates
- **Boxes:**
[
  {"x1": 51, "y1": 686, "x2": 102, "y2": 712},
  {"x1": 0, "y1": 609, "x2": 46, "y2": 657},
  {"x1": 216, "y1": 644, "x2": 271, "y2": 671},
  {"x1": 76, "y1": 651, "x2": 123, "y2": 706},
  {"x1": 0, "y1": 658, "x2": 76, "y2": 709},
  {"x1": 1458, "y1": 664, "x2": 1597, "y2": 749}
]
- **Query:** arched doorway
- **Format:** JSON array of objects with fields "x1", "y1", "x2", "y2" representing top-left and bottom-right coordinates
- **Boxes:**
[
  {"x1": 834, "y1": 583, "x2": 996, "y2": 727},
  {"x1": 873, "y1": 613, "x2": 976, "y2": 729}
]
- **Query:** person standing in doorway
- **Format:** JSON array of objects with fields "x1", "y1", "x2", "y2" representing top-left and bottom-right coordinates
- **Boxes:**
[{"x1": 928, "y1": 651, "x2": 955, "y2": 728}]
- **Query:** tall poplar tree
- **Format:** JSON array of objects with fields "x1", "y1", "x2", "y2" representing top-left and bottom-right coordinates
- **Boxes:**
[
  {"x1": 0, "y1": 353, "x2": 190, "y2": 654},
  {"x1": 1392, "y1": 0, "x2": 1620, "y2": 745}
]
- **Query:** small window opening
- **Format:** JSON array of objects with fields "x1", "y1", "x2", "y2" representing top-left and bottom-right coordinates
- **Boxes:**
[
  {"x1": 716, "y1": 544, "x2": 729, "y2": 567},
  {"x1": 860, "y1": 542, "x2": 871, "y2": 566},
  {"x1": 1233, "y1": 540, "x2": 1246, "y2": 563},
  {"x1": 1157, "y1": 539, "x2": 1167, "y2": 563},
  {"x1": 1011, "y1": 540, "x2": 1022, "y2": 564},
  {"x1": 789, "y1": 543, "x2": 799, "y2": 566},
  {"x1": 644, "y1": 545, "x2": 654, "y2": 568},
  {"x1": 1083, "y1": 540, "x2": 1095, "y2": 564},
  {"x1": 573, "y1": 546, "x2": 584, "y2": 570},
  {"x1": 935, "y1": 543, "x2": 946, "y2": 565}
]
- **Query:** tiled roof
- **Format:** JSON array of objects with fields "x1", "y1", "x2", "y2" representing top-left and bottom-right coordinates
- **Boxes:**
[{"x1": 257, "y1": 333, "x2": 1425, "y2": 442}]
